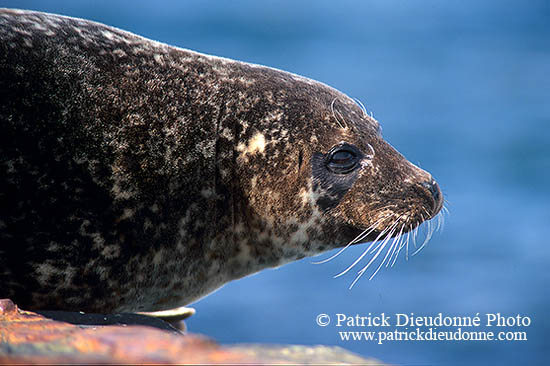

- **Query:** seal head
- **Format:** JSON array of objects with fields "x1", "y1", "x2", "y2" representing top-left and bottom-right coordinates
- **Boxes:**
[{"x1": 0, "y1": 9, "x2": 443, "y2": 312}]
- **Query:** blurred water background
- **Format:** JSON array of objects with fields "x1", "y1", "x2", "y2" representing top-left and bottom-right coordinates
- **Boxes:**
[{"x1": 2, "y1": 1, "x2": 548, "y2": 364}]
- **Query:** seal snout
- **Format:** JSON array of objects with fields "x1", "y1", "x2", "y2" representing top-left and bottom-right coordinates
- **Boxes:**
[{"x1": 421, "y1": 179, "x2": 443, "y2": 218}]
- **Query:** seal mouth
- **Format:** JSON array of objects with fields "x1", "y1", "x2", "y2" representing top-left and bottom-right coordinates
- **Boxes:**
[{"x1": 314, "y1": 200, "x2": 447, "y2": 288}]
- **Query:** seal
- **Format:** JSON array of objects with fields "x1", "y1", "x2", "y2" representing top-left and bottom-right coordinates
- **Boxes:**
[{"x1": 0, "y1": 9, "x2": 444, "y2": 313}]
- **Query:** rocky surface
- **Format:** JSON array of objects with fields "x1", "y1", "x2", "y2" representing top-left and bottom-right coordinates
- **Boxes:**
[{"x1": 0, "y1": 299, "x2": 382, "y2": 364}]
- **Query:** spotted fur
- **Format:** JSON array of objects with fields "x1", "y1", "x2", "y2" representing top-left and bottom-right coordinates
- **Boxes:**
[{"x1": 0, "y1": 9, "x2": 442, "y2": 312}]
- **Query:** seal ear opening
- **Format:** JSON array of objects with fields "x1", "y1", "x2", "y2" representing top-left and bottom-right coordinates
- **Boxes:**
[{"x1": 297, "y1": 149, "x2": 303, "y2": 173}]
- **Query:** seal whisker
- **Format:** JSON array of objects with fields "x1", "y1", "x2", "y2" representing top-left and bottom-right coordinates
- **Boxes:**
[
  {"x1": 370, "y1": 223, "x2": 403, "y2": 278},
  {"x1": 440, "y1": 211, "x2": 447, "y2": 232},
  {"x1": 368, "y1": 219, "x2": 398, "y2": 255},
  {"x1": 412, "y1": 212, "x2": 436, "y2": 257},
  {"x1": 352, "y1": 97, "x2": 369, "y2": 118},
  {"x1": 405, "y1": 228, "x2": 411, "y2": 261},
  {"x1": 311, "y1": 217, "x2": 385, "y2": 265},
  {"x1": 412, "y1": 215, "x2": 423, "y2": 249},
  {"x1": 427, "y1": 209, "x2": 438, "y2": 239},
  {"x1": 321, "y1": 205, "x2": 396, "y2": 260},
  {"x1": 387, "y1": 223, "x2": 406, "y2": 267},
  {"x1": 383, "y1": 224, "x2": 401, "y2": 269},
  {"x1": 360, "y1": 217, "x2": 401, "y2": 266},
  {"x1": 333, "y1": 222, "x2": 395, "y2": 279},
  {"x1": 382, "y1": 226, "x2": 402, "y2": 270},
  {"x1": 366, "y1": 217, "x2": 399, "y2": 255},
  {"x1": 365, "y1": 143, "x2": 376, "y2": 161},
  {"x1": 345, "y1": 204, "x2": 397, "y2": 247},
  {"x1": 439, "y1": 203, "x2": 450, "y2": 232},
  {"x1": 347, "y1": 220, "x2": 401, "y2": 287},
  {"x1": 356, "y1": 203, "x2": 398, "y2": 232},
  {"x1": 392, "y1": 228, "x2": 410, "y2": 267},
  {"x1": 330, "y1": 98, "x2": 347, "y2": 129},
  {"x1": 392, "y1": 223, "x2": 407, "y2": 264},
  {"x1": 335, "y1": 110, "x2": 349, "y2": 129},
  {"x1": 350, "y1": 216, "x2": 388, "y2": 244}
]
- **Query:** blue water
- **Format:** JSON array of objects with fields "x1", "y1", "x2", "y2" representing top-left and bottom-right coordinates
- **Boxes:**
[{"x1": 3, "y1": 1, "x2": 548, "y2": 364}]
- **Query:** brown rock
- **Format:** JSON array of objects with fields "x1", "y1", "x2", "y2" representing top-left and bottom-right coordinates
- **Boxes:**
[
  {"x1": 0, "y1": 299, "x2": 382, "y2": 365},
  {"x1": 0, "y1": 299, "x2": 257, "y2": 364}
]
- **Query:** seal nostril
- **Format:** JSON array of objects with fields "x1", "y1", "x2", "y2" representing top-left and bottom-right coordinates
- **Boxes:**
[{"x1": 421, "y1": 180, "x2": 442, "y2": 211}]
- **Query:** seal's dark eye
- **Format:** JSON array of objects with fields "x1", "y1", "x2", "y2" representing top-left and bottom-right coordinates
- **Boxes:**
[
  {"x1": 332, "y1": 151, "x2": 354, "y2": 164},
  {"x1": 327, "y1": 147, "x2": 359, "y2": 174}
]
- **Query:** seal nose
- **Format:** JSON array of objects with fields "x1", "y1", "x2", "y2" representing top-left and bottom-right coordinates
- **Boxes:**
[{"x1": 421, "y1": 179, "x2": 443, "y2": 216}]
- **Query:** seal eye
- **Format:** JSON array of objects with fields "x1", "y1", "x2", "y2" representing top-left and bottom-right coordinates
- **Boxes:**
[{"x1": 327, "y1": 146, "x2": 359, "y2": 174}]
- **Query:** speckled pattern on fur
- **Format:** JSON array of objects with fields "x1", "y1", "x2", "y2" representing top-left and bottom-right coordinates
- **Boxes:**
[{"x1": 0, "y1": 9, "x2": 442, "y2": 313}]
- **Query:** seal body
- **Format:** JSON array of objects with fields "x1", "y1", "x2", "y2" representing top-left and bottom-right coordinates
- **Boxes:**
[{"x1": 0, "y1": 9, "x2": 443, "y2": 312}]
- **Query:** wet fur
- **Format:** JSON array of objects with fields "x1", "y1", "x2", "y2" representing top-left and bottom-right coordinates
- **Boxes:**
[{"x1": 0, "y1": 9, "x2": 443, "y2": 312}]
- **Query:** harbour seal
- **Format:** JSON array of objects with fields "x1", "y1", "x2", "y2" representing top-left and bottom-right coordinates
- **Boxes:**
[{"x1": 0, "y1": 9, "x2": 443, "y2": 313}]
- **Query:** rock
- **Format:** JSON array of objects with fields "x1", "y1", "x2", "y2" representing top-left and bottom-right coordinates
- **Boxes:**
[
  {"x1": 0, "y1": 299, "x2": 257, "y2": 364},
  {"x1": 0, "y1": 299, "x2": 382, "y2": 364},
  {"x1": 229, "y1": 344, "x2": 383, "y2": 365}
]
